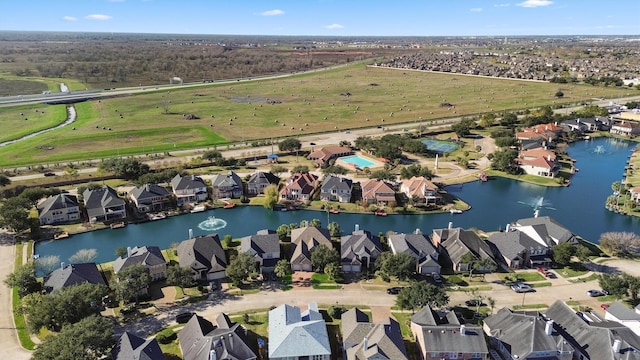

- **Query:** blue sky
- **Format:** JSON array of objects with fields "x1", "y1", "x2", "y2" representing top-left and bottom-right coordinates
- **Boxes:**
[{"x1": 1, "y1": 0, "x2": 638, "y2": 36}]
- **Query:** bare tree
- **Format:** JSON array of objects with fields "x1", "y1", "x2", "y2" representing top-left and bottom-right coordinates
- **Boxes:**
[
  {"x1": 36, "y1": 255, "x2": 61, "y2": 276},
  {"x1": 69, "y1": 249, "x2": 98, "y2": 264}
]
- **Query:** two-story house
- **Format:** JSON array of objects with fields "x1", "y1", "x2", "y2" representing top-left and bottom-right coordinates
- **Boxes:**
[
  {"x1": 340, "y1": 226, "x2": 382, "y2": 273},
  {"x1": 210, "y1": 171, "x2": 243, "y2": 199},
  {"x1": 361, "y1": 179, "x2": 396, "y2": 207},
  {"x1": 38, "y1": 194, "x2": 80, "y2": 225},
  {"x1": 113, "y1": 246, "x2": 167, "y2": 284},
  {"x1": 177, "y1": 234, "x2": 227, "y2": 282},
  {"x1": 320, "y1": 175, "x2": 353, "y2": 203},
  {"x1": 239, "y1": 229, "x2": 281, "y2": 274},
  {"x1": 280, "y1": 173, "x2": 318, "y2": 202},
  {"x1": 171, "y1": 174, "x2": 208, "y2": 206},
  {"x1": 269, "y1": 303, "x2": 331, "y2": 360},
  {"x1": 129, "y1": 184, "x2": 172, "y2": 213},
  {"x1": 400, "y1": 176, "x2": 441, "y2": 204},
  {"x1": 246, "y1": 171, "x2": 280, "y2": 196},
  {"x1": 83, "y1": 185, "x2": 126, "y2": 223}
]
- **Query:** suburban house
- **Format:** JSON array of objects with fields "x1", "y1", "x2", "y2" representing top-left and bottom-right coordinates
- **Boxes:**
[
  {"x1": 487, "y1": 228, "x2": 551, "y2": 269},
  {"x1": 516, "y1": 123, "x2": 563, "y2": 142},
  {"x1": 43, "y1": 262, "x2": 106, "y2": 293},
  {"x1": 178, "y1": 313, "x2": 256, "y2": 360},
  {"x1": 630, "y1": 186, "x2": 640, "y2": 204},
  {"x1": 411, "y1": 305, "x2": 489, "y2": 360},
  {"x1": 388, "y1": 231, "x2": 441, "y2": 275},
  {"x1": 37, "y1": 193, "x2": 80, "y2": 225},
  {"x1": 239, "y1": 229, "x2": 281, "y2": 274},
  {"x1": 342, "y1": 307, "x2": 408, "y2": 360},
  {"x1": 516, "y1": 148, "x2": 559, "y2": 178},
  {"x1": 400, "y1": 176, "x2": 442, "y2": 204},
  {"x1": 361, "y1": 179, "x2": 397, "y2": 208},
  {"x1": 511, "y1": 215, "x2": 578, "y2": 246},
  {"x1": 290, "y1": 225, "x2": 332, "y2": 272},
  {"x1": 113, "y1": 246, "x2": 167, "y2": 282},
  {"x1": 83, "y1": 185, "x2": 126, "y2": 223},
  {"x1": 340, "y1": 226, "x2": 382, "y2": 273},
  {"x1": 210, "y1": 171, "x2": 243, "y2": 199},
  {"x1": 610, "y1": 120, "x2": 640, "y2": 136},
  {"x1": 246, "y1": 171, "x2": 280, "y2": 196},
  {"x1": 432, "y1": 227, "x2": 497, "y2": 272},
  {"x1": 112, "y1": 332, "x2": 165, "y2": 360},
  {"x1": 483, "y1": 307, "x2": 573, "y2": 360},
  {"x1": 171, "y1": 174, "x2": 208, "y2": 206},
  {"x1": 268, "y1": 303, "x2": 331, "y2": 360},
  {"x1": 604, "y1": 301, "x2": 640, "y2": 336},
  {"x1": 320, "y1": 175, "x2": 353, "y2": 203},
  {"x1": 177, "y1": 234, "x2": 227, "y2": 282},
  {"x1": 129, "y1": 183, "x2": 172, "y2": 213},
  {"x1": 561, "y1": 118, "x2": 589, "y2": 134},
  {"x1": 280, "y1": 172, "x2": 319, "y2": 202},
  {"x1": 307, "y1": 146, "x2": 353, "y2": 167},
  {"x1": 545, "y1": 300, "x2": 640, "y2": 360}
]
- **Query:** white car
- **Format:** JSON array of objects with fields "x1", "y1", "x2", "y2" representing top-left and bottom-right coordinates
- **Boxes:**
[{"x1": 511, "y1": 283, "x2": 534, "y2": 293}]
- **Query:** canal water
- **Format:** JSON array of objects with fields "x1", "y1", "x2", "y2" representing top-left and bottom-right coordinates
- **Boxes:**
[{"x1": 35, "y1": 137, "x2": 640, "y2": 264}]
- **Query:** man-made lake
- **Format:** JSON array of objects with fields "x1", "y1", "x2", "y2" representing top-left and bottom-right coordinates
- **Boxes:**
[{"x1": 35, "y1": 137, "x2": 640, "y2": 264}]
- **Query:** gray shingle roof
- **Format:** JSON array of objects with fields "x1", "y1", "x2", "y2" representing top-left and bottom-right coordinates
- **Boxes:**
[
  {"x1": 43, "y1": 262, "x2": 106, "y2": 293},
  {"x1": 247, "y1": 171, "x2": 279, "y2": 186},
  {"x1": 130, "y1": 184, "x2": 170, "y2": 203},
  {"x1": 178, "y1": 314, "x2": 256, "y2": 360},
  {"x1": 83, "y1": 185, "x2": 125, "y2": 219},
  {"x1": 435, "y1": 227, "x2": 496, "y2": 266},
  {"x1": 37, "y1": 194, "x2": 78, "y2": 214},
  {"x1": 321, "y1": 175, "x2": 353, "y2": 192},
  {"x1": 342, "y1": 308, "x2": 408, "y2": 360},
  {"x1": 290, "y1": 226, "x2": 332, "y2": 266},
  {"x1": 268, "y1": 303, "x2": 331, "y2": 358},
  {"x1": 411, "y1": 306, "x2": 460, "y2": 326},
  {"x1": 171, "y1": 174, "x2": 206, "y2": 191},
  {"x1": 340, "y1": 229, "x2": 382, "y2": 266},
  {"x1": 113, "y1": 332, "x2": 165, "y2": 360},
  {"x1": 388, "y1": 233, "x2": 437, "y2": 259},
  {"x1": 177, "y1": 234, "x2": 227, "y2": 275},
  {"x1": 239, "y1": 229, "x2": 280, "y2": 258},
  {"x1": 607, "y1": 301, "x2": 640, "y2": 322},
  {"x1": 113, "y1": 246, "x2": 166, "y2": 274},
  {"x1": 513, "y1": 216, "x2": 575, "y2": 245}
]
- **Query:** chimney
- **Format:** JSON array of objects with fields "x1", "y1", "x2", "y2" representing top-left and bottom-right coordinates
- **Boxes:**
[
  {"x1": 189, "y1": 228, "x2": 193, "y2": 240},
  {"x1": 415, "y1": 228, "x2": 421, "y2": 234},
  {"x1": 547, "y1": 155, "x2": 552, "y2": 162},
  {"x1": 355, "y1": 224, "x2": 359, "y2": 232},
  {"x1": 613, "y1": 339, "x2": 622, "y2": 353},
  {"x1": 126, "y1": 247, "x2": 131, "y2": 257},
  {"x1": 363, "y1": 336, "x2": 368, "y2": 350},
  {"x1": 228, "y1": 333, "x2": 233, "y2": 349},
  {"x1": 209, "y1": 350, "x2": 217, "y2": 360},
  {"x1": 61, "y1": 262, "x2": 65, "y2": 270},
  {"x1": 448, "y1": 221, "x2": 453, "y2": 230},
  {"x1": 191, "y1": 174, "x2": 195, "y2": 180},
  {"x1": 506, "y1": 224, "x2": 511, "y2": 232},
  {"x1": 460, "y1": 325, "x2": 466, "y2": 336},
  {"x1": 545, "y1": 320, "x2": 554, "y2": 336},
  {"x1": 534, "y1": 210, "x2": 540, "y2": 218}
]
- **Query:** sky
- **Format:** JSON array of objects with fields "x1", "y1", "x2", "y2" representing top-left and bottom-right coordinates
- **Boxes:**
[{"x1": 1, "y1": 0, "x2": 639, "y2": 37}]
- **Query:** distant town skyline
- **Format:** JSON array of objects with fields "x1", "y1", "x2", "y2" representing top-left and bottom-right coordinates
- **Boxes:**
[{"x1": 1, "y1": 0, "x2": 639, "y2": 37}]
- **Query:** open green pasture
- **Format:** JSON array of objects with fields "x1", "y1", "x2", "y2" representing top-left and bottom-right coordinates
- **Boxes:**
[
  {"x1": 0, "y1": 103, "x2": 67, "y2": 143},
  {"x1": 0, "y1": 64, "x2": 631, "y2": 167}
]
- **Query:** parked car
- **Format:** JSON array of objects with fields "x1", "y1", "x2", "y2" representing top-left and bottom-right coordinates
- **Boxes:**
[
  {"x1": 600, "y1": 303, "x2": 609, "y2": 310},
  {"x1": 386, "y1": 287, "x2": 403, "y2": 295},
  {"x1": 537, "y1": 266, "x2": 555, "y2": 278},
  {"x1": 587, "y1": 289, "x2": 607, "y2": 297},
  {"x1": 431, "y1": 272, "x2": 443, "y2": 284},
  {"x1": 175, "y1": 312, "x2": 195, "y2": 323},
  {"x1": 43, "y1": 172, "x2": 55, "y2": 177},
  {"x1": 511, "y1": 283, "x2": 534, "y2": 293},
  {"x1": 465, "y1": 300, "x2": 487, "y2": 307}
]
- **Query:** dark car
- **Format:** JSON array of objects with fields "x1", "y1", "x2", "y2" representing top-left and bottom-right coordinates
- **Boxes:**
[
  {"x1": 465, "y1": 300, "x2": 487, "y2": 307},
  {"x1": 43, "y1": 172, "x2": 55, "y2": 177},
  {"x1": 431, "y1": 272, "x2": 443, "y2": 284},
  {"x1": 587, "y1": 289, "x2": 607, "y2": 297},
  {"x1": 175, "y1": 312, "x2": 195, "y2": 323},
  {"x1": 386, "y1": 287, "x2": 403, "y2": 295}
]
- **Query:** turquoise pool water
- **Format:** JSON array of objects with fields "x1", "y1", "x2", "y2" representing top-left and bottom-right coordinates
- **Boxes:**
[
  {"x1": 339, "y1": 155, "x2": 377, "y2": 167},
  {"x1": 422, "y1": 139, "x2": 459, "y2": 153}
]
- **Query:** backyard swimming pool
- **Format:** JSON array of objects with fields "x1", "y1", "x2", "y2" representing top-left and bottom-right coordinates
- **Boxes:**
[
  {"x1": 337, "y1": 155, "x2": 381, "y2": 168},
  {"x1": 422, "y1": 139, "x2": 459, "y2": 154}
]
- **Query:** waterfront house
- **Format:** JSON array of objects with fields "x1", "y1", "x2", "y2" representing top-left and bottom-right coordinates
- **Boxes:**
[
  {"x1": 411, "y1": 305, "x2": 489, "y2": 360},
  {"x1": 268, "y1": 303, "x2": 331, "y2": 360},
  {"x1": 561, "y1": 118, "x2": 589, "y2": 134},
  {"x1": 38, "y1": 193, "x2": 80, "y2": 225},
  {"x1": 516, "y1": 147, "x2": 559, "y2": 178},
  {"x1": 604, "y1": 301, "x2": 640, "y2": 336},
  {"x1": 307, "y1": 146, "x2": 353, "y2": 167},
  {"x1": 342, "y1": 307, "x2": 408, "y2": 360},
  {"x1": 129, "y1": 183, "x2": 172, "y2": 213},
  {"x1": 483, "y1": 307, "x2": 573, "y2": 360},
  {"x1": 171, "y1": 174, "x2": 208, "y2": 206},
  {"x1": 487, "y1": 228, "x2": 551, "y2": 269},
  {"x1": 112, "y1": 332, "x2": 165, "y2": 360},
  {"x1": 610, "y1": 120, "x2": 640, "y2": 136},
  {"x1": 340, "y1": 227, "x2": 382, "y2": 273},
  {"x1": 361, "y1": 179, "x2": 397, "y2": 207},
  {"x1": 320, "y1": 175, "x2": 353, "y2": 203},
  {"x1": 239, "y1": 229, "x2": 280, "y2": 274},
  {"x1": 178, "y1": 313, "x2": 256, "y2": 360},
  {"x1": 630, "y1": 186, "x2": 640, "y2": 204},
  {"x1": 246, "y1": 171, "x2": 280, "y2": 196},
  {"x1": 432, "y1": 227, "x2": 497, "y2": 272},
  {"x1": 177, "y1": 234, "x2": 227, "y2": 281},
  {"x1": 210, "y1": 171, "x2": 243, "y2": 199},
  {"x1": 290, "y1": 225, "x2": 332, "y2": 272},
  {"x1": 511, "y1": 215, "x2": 578, "y2": 246},
  {"x1": 388, "y1": 231, "x2": 441, "y2": 275},
  {"x1": 43, "y1": 262, "x2": 106, "y2": 293},
  {"x1": 280, "y1": 172, "x2": 318, "y2": 202},
  {"x1": 400, "y1": 176, "x2": 441, "y2": 204},
  {"x1": 545, "y1": 300, "x2": 640, "y2": 360},
  {"x1": 113, "y1": 246, "x2": 167, "y2": 282},
  {"x1": 83, "y1": 185, "x2": 126, "y2": 223}
]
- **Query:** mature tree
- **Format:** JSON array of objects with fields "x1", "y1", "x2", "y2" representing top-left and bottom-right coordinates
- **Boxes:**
[
  {"x1": 490, "y1": 148, "x2": 519, "y2": 174},
  {"x1": 35, "y1": 255, "x2": 61, "y2": 277},
  {"x1": 310, "y1": 245, "x2": 340, "y2": 273},
  {"x1": 470, "y1": 257, "x2": 497, "y2": 280},
  {"x1": 376, "y1": 252, "x2": 416, "y2": 281},
  {"x1": 599, "y1": 273, "x2": 629, "y2": 299},
  {"x1": 0, "y1": 174, "x2": 10, "y2": 187},
  {"x1": 324, "y1": 263, "x2": 341, "y2": 281},
  {"x1": 322, "y1": 165, "x2": 347, "y2": 175},
  {"x1": 100, "y1": 158, "x2": 150, "y2": 180},
  {"x1": 400, "y1": 164, "x2": 433, "y2": 180},
  {"x1": 0, "y1": 196, "x2": 33, "y2": 233},
  {"x1": 20, "y1": 292, "x2": 55, "y2": 333},
  {"x1": 369, "y1": 170, "x2": 396, "y2": 182},
  {"x1": 555, "y1": 90, "x2": 564, "y2": 98},
  {"x1": 226, "y1": 252, "x2": 256, "y2": 286},
  {"x1": 328, "y1": 221, "x2": 341, "y2": 237},
  {"x1": 4, "y1": 261, "x2": 40, "y2": 297},
  {"x1": 479, "y1": 113, "x2": 496, "y2": 128},
  {"x1": 263, "y1": 184, "x2": 279, "y2": 210},
  {"x1": 278, "y1": 138, "x2": 302, "y2": 152},
  {"x1": 466, "y1": 288, "x2": 486, "y2": 314},
  {"x1": 31, "y1": 315, "x2": 115, "y2": 360},
  {"x1": 166, "y1": 265, "x2": 195, "y2": 292},
  {"x1": 202, "y1": 150, "x2": 223, "y2": 164},
  {"x1": 291, "y1": 165, "x2": 310, "y2": 174},
  {"x1": 499, "y1": 112, "x2": 518, "y2": 127},
  {"x1": 574, "y1": 244, "x2": 591, "y2": 262},
  {"x1": 308, "y1": 218, "x2": 322, "y2": 228},
  {"x1": 396, "y1": 281, "x2": 449, "y2": 311},
  {"x1": 494, "y1": 136, "x2": 518, "y2": 148},
  {"x1": 115, "y1": 264, "x2": 151, "y2": 304},
  {"x1": 274, "y1": 259, "x2": 290, "y2": 280},
  {"x1": 599, "y1": 232, "x2": 640, "y2": 257},
  {"x1": 623, "y1": 273, "x2": 640, "y2": 301},
  {"x1": 402, "y1": 139, "x2": 428, "y2": 154},
  {"x1": 552, "y1": 242, "x2": 574, "y2": 266},
  {"x1": 276, "y1": 224, "x2": 291, "y2": 241},
  {"x1": 451, "y1": 117, "x2": 476, "y2": 137},
  {"x1": 19, "y1": 187, "x2": 60, "y2": 205},
  {"x1": 270, "y1": 165, "x2": 288, "y2": 175},
  {"x1": 115, "y1": 247, "x2": 127, "y2": 258},
  {"x1": 69, "y1": 248, "x2": 98, "y2": 264}
]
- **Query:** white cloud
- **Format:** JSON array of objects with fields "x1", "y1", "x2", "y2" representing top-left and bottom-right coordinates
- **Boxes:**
[
  {"x1": 260, "y1": 9, "x2": 284, "y2": 16},
  {"x1": 493, "y1": 3, "x2": 511, "y2": 7},
  {"x1": 63, "y1": 16, "x2": 77, "y2": 21},
  {"x1": 324, "y1": 23, "x2": 344, "y2": 29},
  {"x1": 517, "y1": 0, "x2": 553, "y2": 7},
  {"x1": 85, "y1": 14, "x2": 112, "y2": 20},
  {"x1": 470, "y1": 7, "x2": 483, "y2": 12}
]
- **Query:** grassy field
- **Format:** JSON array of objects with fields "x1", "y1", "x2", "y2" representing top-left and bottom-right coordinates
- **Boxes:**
[{"x1": 0, "y1": 63, "x2": 633, "y2": 167}]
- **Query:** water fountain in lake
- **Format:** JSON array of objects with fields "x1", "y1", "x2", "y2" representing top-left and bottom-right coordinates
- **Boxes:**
[
  {"x1": 518, "y1": 195, "x2": 556, "y2": 215},
  {"x1": 197, "y1": 216, "x2": 228, "y2": 231},
  {"x1": 593, "y1": 145, "x2": 607, "y2": 154}
]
